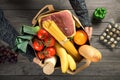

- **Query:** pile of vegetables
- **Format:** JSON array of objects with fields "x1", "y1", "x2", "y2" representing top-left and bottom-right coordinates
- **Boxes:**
[
  {"x1": 15, "y1": 25, "x2": 56, "y2": 60},
  {"x1": 15, "y1": 22, "x2": 102, "y2": 75},
  {"x1": 33, "y1": 29, "x2": 56, "y2": 60},
  {"x1": 15, "y1": 9, "x2": 102, "y2": 75}
]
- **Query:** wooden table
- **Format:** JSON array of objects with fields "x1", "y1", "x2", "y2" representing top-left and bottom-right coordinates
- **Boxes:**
[{"x1": 0, "y1": 0, "x2": 120, "y2": 80}]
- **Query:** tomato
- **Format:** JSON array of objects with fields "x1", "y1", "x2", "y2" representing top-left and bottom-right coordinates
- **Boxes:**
[
  {"x1": 44, "y1": 36, "x2": 55, "y2": 47},
  {"x1": 37, "y1": 52, "x2": 45, "y2": 60},
  {"x1": 44, "y1": 47, "x2": 56, "y2": 58},
  {"x1": 37, "y1": 29, "x2": 49, "y2": 40},
  {"x1": 33, "y1": 40, "x2": 44, "y2": 51}
]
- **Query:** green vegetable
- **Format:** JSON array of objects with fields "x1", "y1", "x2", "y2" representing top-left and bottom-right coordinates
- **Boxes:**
[
  {"x1": 21, "y1": 25, "x2": 40, "y2": 35},
  {"x1": 15, "y1": 36, "x2": 31, "y2": 53},
  {"x1": 69, "y1": 37, "x2": 73, "y2": 41},
  {"x1": 17, "y1": 35, "x2": 33, "y2": 40},
  {"x1": 15, "y1": 25, "x2": 41, "y2": 53},
  {"x1": 93, "y1": 8, "x2": 107, "y2": 20},
  {"x1": 17, "y1": 41, "x2": 28, "y2": 53}
]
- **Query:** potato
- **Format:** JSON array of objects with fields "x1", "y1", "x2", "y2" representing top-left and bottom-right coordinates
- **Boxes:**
[{"x1": 78, "y1": 45, "x2": 102, "y2": 62}]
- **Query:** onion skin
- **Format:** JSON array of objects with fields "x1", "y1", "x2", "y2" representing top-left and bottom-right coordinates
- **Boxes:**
[{"x1": 78, "y1": 45, "x2": 102, "y2": 62}]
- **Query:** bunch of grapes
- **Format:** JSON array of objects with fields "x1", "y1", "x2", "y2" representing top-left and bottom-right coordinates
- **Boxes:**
[{"x1": 0, "y1": 45, "x2": 18, "y2": 64}]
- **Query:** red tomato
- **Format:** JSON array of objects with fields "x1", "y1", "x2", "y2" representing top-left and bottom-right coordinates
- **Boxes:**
[
  {"x1": 37, "y1": 29, "x2": 49, "y2": 40},
  {"x1": 44, "y1": 47, "x2": 56, "y2": 58},
  {"x1": 44, "y1": 36, "x2": 55, "y2": 47},
  {"x1": 33, "y1": 40, "x2": 44, "y2": 51},
  {"x1": 37, "y1": 52, "x2": 45, "y2": 60}
]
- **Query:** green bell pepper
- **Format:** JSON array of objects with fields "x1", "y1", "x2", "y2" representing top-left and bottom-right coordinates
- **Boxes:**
[{"x1": 93, "y1": 8, "x2": 107, "y2": 20}]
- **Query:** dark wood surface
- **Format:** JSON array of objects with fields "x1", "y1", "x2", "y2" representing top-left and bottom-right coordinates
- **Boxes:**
[{"x1": 0, "y1": 0, "x2": 120, "y2": 80}]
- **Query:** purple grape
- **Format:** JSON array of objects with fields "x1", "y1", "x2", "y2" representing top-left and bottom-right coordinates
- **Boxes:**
[{"x1": 0, "y1": 45, "x2": 18, "y2": 64}]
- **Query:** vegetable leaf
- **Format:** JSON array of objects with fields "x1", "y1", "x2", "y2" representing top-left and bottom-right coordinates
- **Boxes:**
[
  {"x1": 17, "y1": 41, "x2": 28, "y2": 53},
  {"x1": 21, "y1": 25, "x2": 40, "y2": 35}
]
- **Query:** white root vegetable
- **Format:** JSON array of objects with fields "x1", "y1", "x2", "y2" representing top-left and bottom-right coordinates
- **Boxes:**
[{"x1": 43, "y1": 56, "x2": 57, "y2": 75}]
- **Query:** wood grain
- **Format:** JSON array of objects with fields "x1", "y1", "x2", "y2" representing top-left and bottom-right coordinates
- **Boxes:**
[{"x1": 0, "y1": 0, "x2": 120, "y2": 79}]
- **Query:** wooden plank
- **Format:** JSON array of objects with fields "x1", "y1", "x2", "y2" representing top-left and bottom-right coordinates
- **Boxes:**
[
  {"x1": 49, "y1": 76, "x2": 120, "y2": 80},
  {"x1": 0, "y1": 76, "x2": 120, "y2": 80},
  {"x1": 0, "y1": 61, "x2": 120, "y2": 76},
  {"x1": 0, "y1": 63, "x2": 43, "y2": 75},
  {"x1": 0, "y1": 48, "x2": 120, "y2": 75},
  {"x1": 98, "y1": 49, "x2": 120, "y2": 62},
  {"x1": 0, "y1": 0, "x2": 72, "y2": 10},
  {"x1": 3, "y1": 10, "x2": 76, "y2": 23},
  {"x1": 86, "y1": 0, "x2": 120, "y2": 10},
  {"x1": 0, "y1": 0, "x2": 119, "y2": 10}
]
